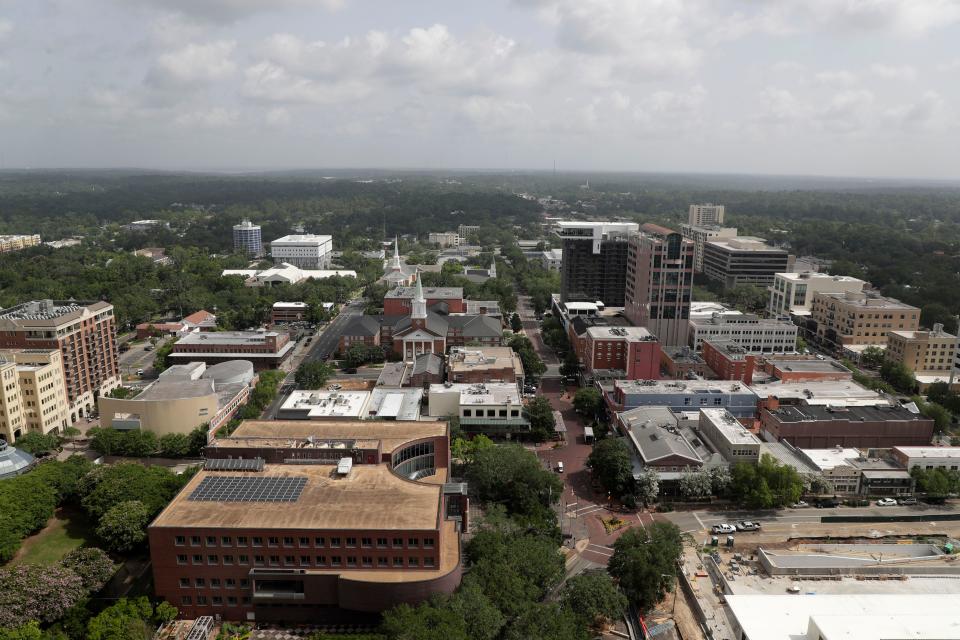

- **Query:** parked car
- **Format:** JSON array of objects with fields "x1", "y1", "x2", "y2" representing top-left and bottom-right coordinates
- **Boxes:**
[
  {"x1": 815, "y1": 497, "x2": 841, "y2": 508},
  {"x1": 711, "y1": 523, "x2": 736, "y2": 534},
  {"x1": 136, "y1": 368, "x2": 144, "y2": 376},
  {"x1": 789, "y1": 500, "x2": 809, "y2": 508},
  {"x1": 898, "y1": 497, "x2": 918, "y2": 506},
  {"x1": 556, "y1": 462, "x2": 564, "y2": 473},
  {"x1": 736, "y1": 521, "x2": 761, "y2": 532},
  {"x1": 876, "y1": 498, "x2": 898, "y2": 506}
]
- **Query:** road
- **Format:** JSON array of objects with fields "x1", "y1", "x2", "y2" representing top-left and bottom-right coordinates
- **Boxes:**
[
  {"x1": 118, "y1": 339, "x2": 160, "y2": 381},
  {"x1": 304, "y1": 300, "x2": 365, "y2": 362},
  {"x1": 517, "y1": 294, "x2": 560, "y2": 380}
]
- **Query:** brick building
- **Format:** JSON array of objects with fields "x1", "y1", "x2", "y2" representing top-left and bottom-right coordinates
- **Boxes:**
[
  {"x1": 151, "y1": 420, "x2": 464, "y2": 622},
  {"x1": 446, "y1": 346, "x2": 523, "y2": 386},
  {"x1": 0, "y1": 300, "x2": 120, "y2": 422},
  {"x1": 169, "y1": 331, "x2": 293, "y2": 371},
  {"x1": 660, "y1": 346, "x2": 712, "y2": 380},
  {"x1": 759, "y1": 355, "x2": 852, "y2": 383},
  {"x1": 580, "y1": 326, "x2": 660, "y2": 380},
  {"x1": 701, "y1": 339, "x2": 756, "y2": 384},
  {"x1": 760, "y1": 402, "x2": 934, "y2": 449},
  {"x1": 271, "y1": 302, "x2": 309, "y2": 324},
  {"x1": 384, "y1": 286, "x2": 465, "y2": 316}
]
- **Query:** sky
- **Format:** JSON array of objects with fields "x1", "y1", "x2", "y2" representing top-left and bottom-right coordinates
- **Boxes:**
[{"x1": 1, "y1": 0, "x2": 960, "y2": 178}]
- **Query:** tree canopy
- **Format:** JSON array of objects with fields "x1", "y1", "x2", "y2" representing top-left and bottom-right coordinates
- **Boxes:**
[{"x1": 607, "y1": 523, "x2": 683, "y2": 612}]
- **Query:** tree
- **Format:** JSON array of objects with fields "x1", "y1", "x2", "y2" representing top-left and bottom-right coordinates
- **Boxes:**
[
  {"x1": 342, "y1": 343, "x2": 384, "y2": 369},
  {"x1": 158, "y1": 433, "x2": 191, "y2": 458},
  {"x1": 153, "y1": 602, "x2": 178, "y2": 625},
  {"x1": 450, "y1": 434, "x2": 495, "y2": 464},
  {"x1": 503, "y1": 603, "x2": 588, "y2": 640},
  {"x1": 86, "y1": 597, "x2": 154, "y2": 640},
  {"x1": 678, "y1": 467, "x2": 713, "y2": 500},
  {"x1": 79, "y1": 462, "x2": 185, "y2": 521},
  {"x1": 525, "y1": 397, "x2": 556, "y2": 441},
  {"x1": 510, "y1": 313, "x2": 523, "y2": 332},
  {"x1": 0, "y1": 622, "x2": 43, "y2": 640},
  {"x1": 61, "y1": 547, "x2": 116, "y2": 592},
  {"x1": 509, "y1": 335, "x2": 545, "y2": 378},
  {"x1": 96, "y1": 501, "x2": 150, "y2": 553},
  {"x1": 380, "y1": 601, "x2": 468, "y2": 640},
  {"x1": 709, "y1": 466, "x2": 732, "y2": 496},
  {"x1": 561, "y1": 569, "x2": 628, "y2": 628},
  {"x1": 634, "y1": 467, "x2": 660, "y2": 506},
  {"x1": 573, "y1": 387, "x2": 603, "y2": 418},
  {"x1": 730, "y1": 454, "x2": 803, "y2": 508},
  {"x1": 12, "y1": 432, "x2": 60, "y2": 455},
  {"x1": 559, "y1": 350, "x2": 580, "y2": 378},
  {"x1": 607, "y1": 523, "x2": 683, "y2": 613},
  {"x1": 921, "y1": 303, "x2": 958, "y2": 334},
  {"x1": 0, "y1": 564, "x2": 86, "y2": 628},
  {"x1": 152, "y1": 340, "x2": 175, "y2": 372},
  {"x1": 796, "y1": 336, "x2": 808, "y2": 353},
  {"x1": 444, "y1": 581, "x2": 505, "y2": 640},
  {"x1": 860, "y1": 345, "x2": 886, "y2": 369},
  {"x1": 880, "y1": 359, "x2": 917, "y2": 394},
  {"x1": 464, "y1": 444, "x2": 562, "y2": 519},
  {"x1": 294, "y1": 360, "x2": 334, "y2": 389},
  {"x1": 587, "y1": 438, "x2": 634, "y2": 500}
]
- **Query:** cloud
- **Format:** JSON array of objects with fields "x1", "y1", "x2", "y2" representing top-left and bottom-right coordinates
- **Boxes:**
[
  {"x1": 884, "y1": 91, "x2": 948, "y2": 130},
  {"x1": 264, "y1": 107, "x2": 291, "y2": 127},
  {"x1": 870, "y1": 63, "x2": 917, "y2": 80},
  {"x1": 123, "y1": 0, "x2": 345, "y2": 23},
  {"x1": 459, "y1": 96, "x2": 535, "y2": 132},
  {"x1": 815, "y1": 89, "x2": 875, "y2": 133},
  {"x1": 174, "y1": 107, "x2": 240, "y2": 128},
  {"x1": 241, "y1": 60, "x2": 370, "y2": 104},
  {"x1": 147, "y1": 41, "x2": 237, "y2": 87},
  {"x1": 0, "y1": 20, "x2": 12, "y2": 43},
  {"x1": 815, "y1": 70, "x2": 857, "y2": 86}
]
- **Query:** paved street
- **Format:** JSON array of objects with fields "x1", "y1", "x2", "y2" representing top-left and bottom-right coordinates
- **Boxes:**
[
  {"x1": 303, "y1": 300, "x2": 364, "y2": 362},
  {"x1": 118, "y1": 339, "x2": 159, "y2": 380}
]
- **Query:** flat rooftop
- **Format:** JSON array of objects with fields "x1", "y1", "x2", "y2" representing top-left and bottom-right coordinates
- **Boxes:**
[
  {"x1": 151, "y1": 463, "x2": 441, "y2": 531},
  {"x1": 375, "y1": 362, "x2": 410, "y2": 387},
  {"x1": 777, "y1": 271, "x2": 864, "y2": 284},
  {"x1": 699, "y1": 408, "x2": 762, "y2": 445},
  {"x1": 661, "y1": 346, "x2": 705, "y2": 364},
  {"x1": 765, "y1": 357, "x2": 850, "y2": 374},
  {"x1": 367, "y1": 388, "x2": 422, "y2": 421},
  {"x1": 585, "y1": 325, "x2": 656, "y2": 340},
  {"x1": 768, "y1": 403, "x2": 925, "y2": 424},
  {"x1": 136, "y1": 378, "x2": 215, "y2": 402},
  {"x1": 725, "y1": 594, "x2": 960, "y2": 640},
  {"x1": 176, "y1": 331, "x2": 282, "y2": 346},
  {"x1": 800, "y1": 447, "x2": 863, "y2": 470},
  {"x1": 816, "y1": 291, "x2": 918, "y2": 310},
  {"x1": 279, "y1": 390, "x2": 370, "y2": 419},
  {"x1": 430, "y1": 382, "x2": 521, "y2": 405},
  {"x1": 273, "y1": 301, "x2": 309, "y2": 308},
  {"x1": 893, "y1": 446, "x2": 960, "y2": 459},
  {"x1": 0, "y1": 299, "x2": 108, "y2": 322},
  {"x1": 615, "y1": 379, "x2": 755, "y2": 395},
  {"x1": 271, "y1": 234, "x2": 332, "y2": 244},
  {"x1": 890, "y1": 329, "x2": 958, "y2": 340},
  {"x1": 752, "y1": 380, "x2": 886, "y2": 406},
  {"x1": 223, "y1": 420, "x2": 447, "y2": 455},
  {"x1": 706, "y1": 236, "x2": 783, "y2": 252},
  {"x1": 385, "y1": 286, "x2": 462, "y2": 299},
  {"x1": 448, "y1": 347, "x2": 522, "y2": 375}
]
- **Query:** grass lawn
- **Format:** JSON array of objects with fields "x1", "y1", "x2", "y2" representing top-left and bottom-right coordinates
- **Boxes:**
[{"x1": 10, "y1": 506, "x2": 96, "y2": 566}]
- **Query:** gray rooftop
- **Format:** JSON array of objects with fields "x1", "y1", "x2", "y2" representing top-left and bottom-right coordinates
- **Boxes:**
[
  {"x1": 176, "y1": 331, "x2": 282, "y2": 346},
  {"x1": 376, "y1": 362, "x2": 410, "y2": 387},
  {"x1": 619, "y1": 406, "x2": 702, "y2": 466},
  {"x1": 768, "y1": 404, "x2": 927, "y2": 424},
  {"x1": 137, "y1": 378, "x2": 216, "y2": 402},
  {"x1": 385, "y1": 286, "x2": 463, "y2": 299}
]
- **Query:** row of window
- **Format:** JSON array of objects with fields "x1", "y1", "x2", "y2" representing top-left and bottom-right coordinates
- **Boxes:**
[
  {"x1": 176, "y1": 554, "x2": 436, "y2": 570},
  {"x1": 461, "y1": 408, "x2": 521, "y2": 418},
  {"x1": 175, "y1": 535, "x2": 434, "y2": 549},
  {"x1": 181, "y1": 595, "x2": 246, "y2": 607}
]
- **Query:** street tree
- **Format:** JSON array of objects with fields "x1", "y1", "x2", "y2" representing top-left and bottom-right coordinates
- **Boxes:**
[
  {"x1": 503, "y1": 603, "x2": 588, "y2": 640},
  {"x1": 560, "y1": 569, "x2": 628, "y2": 628},
  {"x1": 607, "y1": 523, "x2": 683, "y2": 612},
  {"x1": 464, "y1": 444, "x2": 562, "y2": 518},
  {"x1": 678, "y1": 468, "x2": 713, "y2": 500},
  {"x1": 860, "y1": 345, "x2": 885, "y2": 369},
  {"x1": 573, "y1": 387, "x2": 603, "y2": 418},
  {"x1": 587, "y1": 438, "x2": 634, "y2": 500},
  {"x1": 634, "y1": 467, "x2": 660, "y2": 506},
  {"x1": 510, "y1": 313, "x2": 523, "y2": 332},
  {"x1": 525, "y1": 397, "x2": 556, "y2": 441},
  {"x1": 295, "y1": 360, "x2": 334, "y2": 389}
]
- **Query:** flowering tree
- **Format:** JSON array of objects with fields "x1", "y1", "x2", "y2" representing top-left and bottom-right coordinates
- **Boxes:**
[
  {"x1": 0, "y1": 564, "x2": 86, "y2": 628},
  {"x1": 61, "y1": 547, "x2": 116, "y2": 592}
]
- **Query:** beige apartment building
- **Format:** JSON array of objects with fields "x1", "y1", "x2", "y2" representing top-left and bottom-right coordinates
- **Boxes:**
[
  {"x1": 810, "y1": 291, "x2": 920, "y2": 351},
  {"x1": 0, "y1": 234, "x2": 42, "y2": 253},
  {"x1": 886, "y1": 325, "x2": 959, "y2": 390},
  {"x1": 0, "y1": 349, "x2": 70, "y2": 442}
]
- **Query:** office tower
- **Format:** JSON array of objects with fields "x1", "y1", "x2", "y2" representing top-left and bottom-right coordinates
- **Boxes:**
[
  {"x1": 233, "y1": 220, "x2": 263, "y2": 257},
  {"x1": 555, "y1": 221, "x2": 639, "y2": 307},
  {"x1": 624, "y1": 223, "x2": 694, "y2": 346},
  {"x1": 270, "y1": 234, "x2": 333, "y2": 269},
  {"x1": 688, "y1": 203, "x2": 725, "y2": 226}
]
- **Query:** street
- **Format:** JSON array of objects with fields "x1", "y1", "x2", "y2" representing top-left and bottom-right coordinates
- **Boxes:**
[{"x1": 303, "y1": 300, "x2": 365, "y2": 363}]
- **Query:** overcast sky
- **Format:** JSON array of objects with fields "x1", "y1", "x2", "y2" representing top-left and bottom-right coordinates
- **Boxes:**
[{"x1": 1, "y1": 0, "x2": 959, "y2": 178}]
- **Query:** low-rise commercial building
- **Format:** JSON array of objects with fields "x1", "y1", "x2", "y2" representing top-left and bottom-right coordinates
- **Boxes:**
[
  {"x1": 759, "y1": 355, "x2": 852, "y2": 382},
  {"x1": 150, "y1": 420, "x2": 463, "y2": 622},
  {"x1": 427, "y1": 383, "x2": 527, "y2": 435},
  {"x1": 428, "y1": 232, "x2": 460, "y2": 248},
  {"x1": 606, "y1": 379, "x2": 759, "y2": 418},
  {"x1": 540, "y1": 248, "x2": 563, "y2": 271},
  {"x1": 99, "y1": 360, "x2": 253, "y2": 437},
  {"x1": 660, "y1": 346, "x2": 712, "y2": 380},
  {"x1": 447, "y1": 347, "x2": 523, "y2": 386},
  {"x1": 222, "y1": 264, "x2": 356, "y2": 287},
  {"x1": 619, "y1": 406, "x2": 703, "y2": 471},
  {"x1": 697, "y1": 408, "x2": 762, "y2": 464},
  {"x1": 810, "y1": 290, "x2": 920, "y2": 351},
  {"x1": 767, "y1": 272, "x2": 866, "y2": 318},
  {"x1": 891, "y1": 446, "x2": 960, "y2": 471},
  {"x1": 760, "y1": 403, "x2": 934, "y2": 449},
  {"x1": 580, "y1": 326, "x2": 660, "y2": 381},
  {"x1": 702, "y1": 236, "x2": 793, "y2": 288},
  {"x1": 169, "y1": 331, "x2": 293, "y2": 371},
  {"x1": 701, "y1": 340, "x2": 756, "y2": 384},
  {"x1": 271, "y1": 302, "x2": 310, "y2": 324},
  {"x1": 752, "y1": 380, "x2": 888, "y2": 410},
  {"x1": 688, "y1": 312, "x2": 798, "y2": 353},
  {"x1": 798, "y1": 447, "x2": 865, "y2": 494},
  {"x1": 886, "y1": 325, "x2": 959, "y2": 389},
  {"x1": 270, "y1": 234, "x2": 333, "y2": 269}
]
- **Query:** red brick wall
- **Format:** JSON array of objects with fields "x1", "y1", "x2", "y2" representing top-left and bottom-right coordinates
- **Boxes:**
[
  {"x1": 702, "y1": 342, "x2": 755, "y2": 384},
  {"x1": 760, "y1": 410, "x2": 935, "y2": 448}
]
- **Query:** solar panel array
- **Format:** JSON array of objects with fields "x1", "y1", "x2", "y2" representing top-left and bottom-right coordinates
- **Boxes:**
[
  {"x1": 188, "y1": 476, "x2": 307, "y2": 502},
  {"x1": 203, "y1": 457, "x2": 265, "y2": 472}
]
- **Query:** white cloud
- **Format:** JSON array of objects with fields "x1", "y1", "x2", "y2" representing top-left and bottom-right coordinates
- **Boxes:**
[
  {"x1": 241, "y1": 60, "x2": 370, "y2": 104},
  {"x1": 815, "y1": 70, "x2": 858, "y2": 86},
  {"x1": 123, "y1": 0, "x2": 345, "y2": 23},
  {"x1": 815, "y1": 89, "x2": 875, "y2": 133},
  {"x1": 459, "y1": 96, "x2": 535, "y2": 132},
  {"x1": 174, "y1": 107, "x2": 240, "y2": 128},
  {"x1": 264, "y1": 107, "x2": 291, "y2": 127},
  {"x1": 0, "y1": 20, "x2": 12, "y2": 43},
  {"x1": 147, "y1": 41, "x2": 237, "y2": 87},
  {"x1": 884, "y1": 91, "x2": 948, "y2": 130},
  {"x1": 870, "y1": 63, "x2": 917, "y2": 80}
]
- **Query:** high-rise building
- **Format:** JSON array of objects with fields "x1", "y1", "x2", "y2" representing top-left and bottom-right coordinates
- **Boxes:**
[
  {"x1": 270, "y1": 234, "x2": 333, "y2": 269},
  {"x1": 688, "y1": 203, "x2": 725, "y2": 226},
  {"x1": 680, "y1": 224, "x2": 738, "y2": 272},
  {"x1": 768, "y1": 272, "x2": 866, "y2": 318},
  {"x1": 233, "y1": 220, "x2": 262, "y2": 257},
  {"x1": 0, "y1": 349, "x2": 70, "y2": 441},
  {"x1": 555, "y1": 221, "x2": 639, "y2": 307},
  {"x1": 702, "y1": 237, "x2": 793, "y2": 288},
  {"x1": 624, "y1": 224, "x2": 694, "y2": 346},
  {"x1": 0, "y1": 300, "x2": 120, "y2": 422}
]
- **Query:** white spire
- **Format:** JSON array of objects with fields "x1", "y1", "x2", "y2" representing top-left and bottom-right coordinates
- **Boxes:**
[
  {"x1": 390, "y1": 236, "x2": 401, "y2": 271},
  {"x1": 411, "y1": 270, "x2": 427, "y2": 320},
  {"x1": 489, "y1": 256, "x2": 497, "y2": 279}
]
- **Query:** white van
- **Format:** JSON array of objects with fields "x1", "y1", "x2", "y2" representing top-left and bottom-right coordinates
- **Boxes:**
[{"x1": 556, "y1": 461, "x2": 564, "y2": 473}]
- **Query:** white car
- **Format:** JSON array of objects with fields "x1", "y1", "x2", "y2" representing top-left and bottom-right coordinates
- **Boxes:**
[
  {"x1": 790, "y1": 501, "x2": 809, "y2": 508},
  {"x1": 711, "y1": 523, "x2": 737, "y2": 534},
  {"x1": 876, "y1": 498, "x2": 898, "y2": 506}
]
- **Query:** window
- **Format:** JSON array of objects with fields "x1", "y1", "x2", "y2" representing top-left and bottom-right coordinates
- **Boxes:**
[
  {"x1": 210, "y1": 578, "x2": 221, "y2": 588},
  {"x1": 424, "y1": 557, "x2": 435, "y2": 568},
  {"x1": 408, "y1": 538, "x2": 419, "y2": 547},
  {"x1": 207, "y1": 555, "x2": 218, "y2": 565},
  {"x1": 240, "y1": 578, "x2": 250, "y2": 588},
  {"x1": 212, "y1": 596, "x2": 223, "y2": 606},
  {"x1": 254, "y1": 555, "x2": 265, "y2": 566},
  {"x1": 409, "y1": 557, "x2": 419, "y2": 567},
  {"x1": 175, "y1": 536, "x2": 186, "y2": 546},
  {"x1": 176, "y1": 555, "x2": 188, "y2": 565},
  {"x1": 362, "y1": 556, "x2": 373, "y2": 567},
  {"x1": 237, "y1": 536, "x2": 248, "y2": 546},
  {"x1": 283, "y1": 536, "x2": 294, "y2": 546},
  {"x1": 423, "y1": 538, "x2": 435, "y2": 549},
  {"x1": 195, "y1": 578, "x2": 205, "y2": 587},
  {"x1": 225, "y1": 578, "x2": 236, "y2": 589},
  {"x1": 377, "y1": 537, "x2": 387, "y2": 548},
  {"x1": 346, "y1": 556, "x2": 357, "y2": 567},
  {"x1": 221, "y1": 536, "x2": 232, "y2": 546},
  {"x1": 300, "y1": 556, "x2": 311, "y2": 566},
  {"x1": 393, "y1": 537, "x2": 404, "y2": 548},
  {"x1": 223, "y1": 555, "x2": 234, "y2": 565},
  {"x1": 252, "y1": 536, "x2": 263, "y2": 547},
  {"x1": 179, "y1": 577, "x2": 190, "y2": 588},
  {"x1": 463, "y1": 409, "x2": 472, "y2": 417},
  {"x1": 331, "y1": 556, "x2": 342, "y2": 567},
  {"x1": 269, "y1": 555, "x2": 280, "y2": 566},
  {"x1": 181, "y1": 596, "x2": 192, "y2": 605},
  {"x1": 299, "y1": 536, "x2": 310, "y2": 547},
  {"x1": 238, "y1": 554, "x2": 249, "y2": 564},
  {"x1": 192, "y1": 555, "x2": 203, "y2": 565},
  {"x1": 330, "y1": 537, "x2": 341, "y2": 547},
  {"x1": 206, "y1": 536, "x2": 216, "y2": 546},
  {"x1": 393, "y1": 557, "x2": 404, "y2": 567},
  {"x1": 190, "y1": 536, "x2": 201, "y2": 546},
  {"x1": 196, "y1": 596, "x2": 207, "y2": 605},
  {"x1": 315, "y1": 537, "x2": 326, "y2": 547},
  {"x1": 268, "y1": 536, "x2": 279, "y2": 547},
  {"x1": 361, "y1": 537, "x2": 372, "y2": 548},
  {"x1": 345, "y1": 537, "x2": 357, "y2": 548},
  {"x1": 378, "y1": 557, "x2": 388, "y2": 567},
  {"x1": 284, "y1": 555, "x2": 295, "y2": 565},
  {"x1": 316, "y1": 556, "x2": 327, "y2": 566}
]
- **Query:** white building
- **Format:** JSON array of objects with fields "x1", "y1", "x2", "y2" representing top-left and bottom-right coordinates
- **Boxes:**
[
  {"x1": 428, "y1": 232, "x2": 461, "y2": 248},
  {"x1": 540, "y1": 248, "x2": 563, "y2": 271},
  {"x1": 751, "y1": 380, "x2": 889, "y2": 408},
  {"x1": 768, "y1": 272, "x2": 866, "y2": 318},
  {"x1": 680, "y1": 224, "x2": 738, "y2": 272},
  {"x1": 726, "y1": 594, "x2": 960, "y2": 640},
  {"x1": 697, "y1": 408, "x2": 762, "y2": 464},
  {"x1": 891, "y1": 446, "x2": 960, "y2": 471},
  {"x1": 427, "y1": 382, "x2": 526, "y2": 434},
  {"x1": 270, "y1": 234, "x2": 333, "y2": 269},
  {"x1": 688, "y1": 312, "x2": 799, "y2": 353},
  {"x1": 688, "y1": 203, "x2": 725, "y2": 226},
  {"x1": 232, "y1": 219, "x2": 262, "y2": 257},
  {"x1": 276, "y1": 390, "x2": 371, "y2": 420},
  {"x1": 221, "y1": 263, "x2": 356, "y2": 286},
  {"x1": 799, "y1": 447, "x2": 864, "y2": 493}
]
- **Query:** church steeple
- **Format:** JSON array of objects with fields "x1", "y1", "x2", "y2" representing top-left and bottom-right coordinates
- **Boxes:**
[
  {"x1": 411, "y1": 270, "x2": 427, "y2": 322},
  {"x1": 489, "y1": 256, "x2": 497, "y2": 279},
  {"x1": 390, "y1": 236, "x2": 402, "y2": 272}
]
